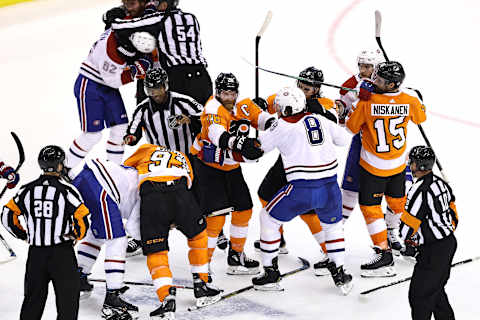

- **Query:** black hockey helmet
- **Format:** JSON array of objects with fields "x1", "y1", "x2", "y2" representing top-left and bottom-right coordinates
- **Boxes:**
[
  {"x1": 408, "y1": 145, "x2": 435, "y2": 171},
  {"x1": 297, "y1": 66, "x2": 324, "y2": 88},
  {"x1": 374, "y1": 61, "x2": 405, "y2": 89},
  {"x1": 164, "y1": 0, "x2": 179, "y2": 8},
  {"x1": 215, "y1": 73, "x2": 239, "y2": 93},
  {"x1": 144, "y1": 67, "x2": 169, "y2": 90},
  {"x1": 38, "y1": 145, "x2": 65, "y2": 173}
]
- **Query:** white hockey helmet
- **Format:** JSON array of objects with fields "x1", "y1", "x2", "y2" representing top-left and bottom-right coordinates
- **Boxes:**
[
  {"x1": 274, "y1": 86, "x2": 306, "y2": 117},
  {"x1": 357, "y1": 49, "x2": 382, "y2": 66},
  {"x1": 129, "y1": 31, "x2": 156, "y2": 54}
]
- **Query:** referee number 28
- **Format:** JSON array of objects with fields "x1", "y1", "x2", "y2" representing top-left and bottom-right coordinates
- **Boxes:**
[{"x1": 374, "y1": 117, "x2": 406, "y2": 152}]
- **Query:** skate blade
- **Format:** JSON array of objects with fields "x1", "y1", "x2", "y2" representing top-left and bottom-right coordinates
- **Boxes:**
[
  {"x1": 253, "y1": 283, "x2": 284, "y2": 291},
  {"x1": 360, "y1": 266, "x2": 396, "y2": 278},
  {"x1": 126, "y1": 250, "x2": 142, "y2": 258},
  {"x1": 279, "y1": 247, "x2": 289, "y2": 255},
  {"x1": 150, "y1": 311, "x2": 174, "y2": 320},
  {"x1": 226, "y1": 266, "x2": 260, "y2": 275},
  {"x1": 79, "y1": 291, "x2": 92, "y2": 300},
  {"x1": 314, "y1": 269, "x2": 330, "y2": 277},
  {"x1": 338, "y1": 282, "x2": 353, "y2": 295},
  {"x1": 196, "y1": 294, "x2": 222, "y2": 307}
]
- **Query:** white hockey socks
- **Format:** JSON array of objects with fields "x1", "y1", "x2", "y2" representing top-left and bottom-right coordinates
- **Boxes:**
[
  {"x1": 341, "y1": 189, "x2": 358, "y2": 220},
  {"x1": 259, "y1": 209, "x2": 283, "y2": 267},
  {"x1": 77, "y1": 230, "x2": 104, "y2": 274},
  {"x1": 66, "y1": 131, "x2": 102, "y2": 170},
  {"x1": 322, "y1": 221, "x2": 346, "y2": 267},
  {"x1": 106, "y1": 124, "x2": 127, "y2": 164},
  {"x1": 104, "y1": 236, "x2": 127, "y2": 290}
]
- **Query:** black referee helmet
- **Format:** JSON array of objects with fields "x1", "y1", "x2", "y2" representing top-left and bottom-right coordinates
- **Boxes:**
[{"x1": 38, "y1": 145, "x2": 66, "y2": 173}]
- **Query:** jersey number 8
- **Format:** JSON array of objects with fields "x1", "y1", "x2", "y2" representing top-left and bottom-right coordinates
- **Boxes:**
[{"x1": 303, "y1": 116, "x2": 324, "y2": 145}]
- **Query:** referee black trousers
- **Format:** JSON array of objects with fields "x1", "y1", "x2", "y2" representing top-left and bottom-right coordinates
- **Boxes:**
[
  {"x1": 409, "y1": 234, "x2": 457, "y2": 320},
  {"x1": 20, "y1": 242, "x2": 80, "y2": 320}
]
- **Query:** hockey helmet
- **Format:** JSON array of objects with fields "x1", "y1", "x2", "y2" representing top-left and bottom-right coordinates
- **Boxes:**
[
  {"x1": 297, "y1": 66, "x2": 324, "y2": 88},
  {"x1": 408, "y1": 145, "x2": 435, "y2": 171},
  {"x1": 357, "y1": 49, "x2": 382, "y2": 66},
  {"x1": 215, "y1": 73, "x2": 239, "y2": 93},
  {"x1": 129, "y1": 31, "x2": 156, "y2": 53},
  {"x1": 274, "y1": 86, "x2": 306, "y2": 117},
  {"x1": 373, "y1": 61, "x2": 406, "y2": 89},
  {"x1": 144, "y1": 67, "x2": 169, "y2": 91},
  {"x1": 38, "y1": 145, "x2": 66, "y2": 173}
]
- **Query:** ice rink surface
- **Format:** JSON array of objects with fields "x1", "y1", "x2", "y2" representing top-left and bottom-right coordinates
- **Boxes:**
[{"x1": 1, "y1": 0, "x2": 479, "y2": 319}]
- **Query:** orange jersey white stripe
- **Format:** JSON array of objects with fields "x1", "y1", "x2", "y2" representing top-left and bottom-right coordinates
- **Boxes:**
[
  {"x1": 266, "y1": 94, "x2": 334, "y2": 115},
  {"x1": 190, "y1": 95, "x2": 273, "y2": 171},
  {"x1": 124, "y1": 144, "x2": 194, "y2": 188},
  {"x1": 346, "y1": 89, "x2": 426, "y2": 177}
]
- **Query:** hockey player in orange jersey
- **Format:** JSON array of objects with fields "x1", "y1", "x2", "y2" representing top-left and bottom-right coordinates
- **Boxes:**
[
  {"x1": 190, "y1": 72, "x2": 276, "y2": 275},
  {"x1": 123, "y1": 143, "x2": 222, "y2": 319},
  {"x1": 345, "y1": 61, "x2": 426, "y2": 277},
  {"x1": 253, "y1": 67, "x2": 338, "y2": 276}
]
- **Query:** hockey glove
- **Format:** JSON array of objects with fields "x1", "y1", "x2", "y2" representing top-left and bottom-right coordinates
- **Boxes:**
[
  {"x1": 1, "y1": 165, "x2": 19, "y2": 189},
  {"x1": 400, "y1": 242, "x2": 418, "y2": 258},
  {"x1": 123, "y1": 134, "x2": 138, "y2": 146},
  {"x1": 252, "y1": 97, "x2": 268, "y2": 111},
  {"x1": 358, "y1": 80, "x2": 375, "y2": 101},
  {"x1": 335, "y1": 99, "x2": 350, "y2": 124},
  {"x1": 231, "y1": 136, "x2": 264, "y2": 160},
  {"x1": 128, "y1": 57, "x2": 152, "y2": 80},
  {"x1": 102, "y1": 6, "x2": 126, "y2": 30},
  {"x1": 200, "y1": 141, "x2": 224, "y2": 165}
]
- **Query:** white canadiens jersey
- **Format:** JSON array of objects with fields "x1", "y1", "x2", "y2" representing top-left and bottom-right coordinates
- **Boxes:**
[
  {"x1": 84, "y1": 158, "x2": 139, "y2": 220},
  {"x1": 259, "y1": 114, "x2": 349, "y2": 181},
  {"x1": 79, "y1": 29, "x2": 128, "y2": 89}
]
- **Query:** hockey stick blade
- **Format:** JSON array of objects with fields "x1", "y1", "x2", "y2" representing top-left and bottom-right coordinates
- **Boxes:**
[
  {"x1": 0, "y1": 255, "x2": 17, "y2": 265},
  {"x1": 360, "y1": 256, "x2": 480, "y2": 295},
  {"x1": 374, "y1": 10, "x2": 389, "y2": 62},
  {"x1": 242, "y1": 57, "x2": 356, "y2": 92},
  {"x1": 89, "y1": 278, "x2": 194, "y2": 289},
  {"x1": 0, "y1": 132, "x2": 25, "y2": 199},
  {"x1": 257, "y1": 11, "x2": 273, "y2": 37},
  {"x1": 187, "y1": 257, "x2": 310, "y2": 312}
]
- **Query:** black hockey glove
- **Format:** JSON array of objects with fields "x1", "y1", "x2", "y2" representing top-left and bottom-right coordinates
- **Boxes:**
[
  {"x1": 231, "y1": 136, "x2": 264, "y2": 160},
  {"x1": 252, "y1": 97, "x2": 268, "y2": 111},
  {"x1": 103, "y1": 6, "x2": 126, "y2": 30}
]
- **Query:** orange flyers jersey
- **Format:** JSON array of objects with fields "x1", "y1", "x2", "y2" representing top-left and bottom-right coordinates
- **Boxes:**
[
  {"x1": 346, "y1": 89, "x2": 427, "y2": 177},
  {"x1": 190, "y1": 95, "x2": 273, "y2": 171},
  {"x1": 124, "y1": 144, "x2": 193, "y2": 188},
  {"x1": 266, "y1": 94, "x2": 334, "y2": 115}
]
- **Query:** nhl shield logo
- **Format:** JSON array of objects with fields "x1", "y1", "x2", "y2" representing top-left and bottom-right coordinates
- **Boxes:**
[{"x1": 167, "y1": 115, "x2": 182, "y2": 129}]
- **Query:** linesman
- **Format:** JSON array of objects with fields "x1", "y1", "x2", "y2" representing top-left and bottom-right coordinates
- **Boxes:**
[
  {"x1": 399, "y1": 145, "x2": 458, "y2": 320},
  {"x1": 1, "y1": 145, "x2": 90, "y2": 320}
]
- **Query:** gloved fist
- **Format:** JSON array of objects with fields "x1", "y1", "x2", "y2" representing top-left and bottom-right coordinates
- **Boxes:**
[
  {"x1": 400, "y1": 242, "x2": 418, "y2": 258},
  {"x1": 252, "y1": 97, "x2": 268, "y2": 111},
  {"x1": 103, "y1": 6, "x2": 126, "y2": 29},
  {"x1": 335, "y1": 99, "x2": 349, "y2": 124},
  {"x1": 123, "y1": 134, "x2": 138, "y2": 146},
  {"x1": 358, "y1": 80, "x2": 375, "y2": 101},
  {"x1": 1, "y1": 165, "x2": 19, "y2": 189},
  {"x1": 232, "y1": 136, "x2": 263, "y2": 160},
  {"x1": 128, "y1": 57, "x2": 152, "y2": 80}
]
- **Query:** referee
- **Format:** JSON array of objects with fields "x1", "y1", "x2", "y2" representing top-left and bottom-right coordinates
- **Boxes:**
[
  {"x1": 1, "y1": 145, "x2": 90, "y2": 320},
  {"x1": 112, "y1": 0, "x2": 213, "y2": 105},
  {"x1": 399, "y1": 145, "x2": 458, "y2": 320}
]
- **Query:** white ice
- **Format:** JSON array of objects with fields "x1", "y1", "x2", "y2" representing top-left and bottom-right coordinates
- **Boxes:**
[{"x1": 0, "y1": 0, "x2": 479, "y2": 319}]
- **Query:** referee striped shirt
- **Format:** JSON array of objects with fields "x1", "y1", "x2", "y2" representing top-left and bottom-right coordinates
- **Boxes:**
[
  {"x1": 1, "y1": 175, "x2": 90, "y2": 247},
  {"x1": 126, "y1": 91, "x2": 203, "y2": 154},
  {"x1": 112, "y1": 10, "x2": 207, "y2": 68},
  {"x1": 399, "y1": 172, "x2": 459, "y2": 245}
]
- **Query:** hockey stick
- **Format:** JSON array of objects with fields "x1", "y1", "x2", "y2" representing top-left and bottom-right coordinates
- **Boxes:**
[
  {"x1": 187, "y1": 257, "x2": 310, "y2": 312},
  {"x1": 374, "y1": 11, "x2": 448, "y2": 182},
  {"x1": 89, "y1": 278, "x2": 194, "y2": 290},
  {"x1": 242, "y1": 57, "x2": 356, "y2": 92},
  {"x1": 0, "y1": 232, "x2": 16, "y2": 263},
  {"x1": 0, "y1": 132, "x2": 25, "y2": 199},
  {"x1": 360, "y1": 256, "x2": 480, "y2": 295}
]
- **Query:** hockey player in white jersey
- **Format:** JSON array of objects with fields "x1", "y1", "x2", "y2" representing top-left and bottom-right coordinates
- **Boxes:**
[
  {"x1": 252, "y1": 87, "x2": 353, "y2": 295},
  {"x1": 65, "y1": 27, "x2": 155, "y2": 176},
  {"x1": 72, "y1": 158, "x2": 141, "y2": 320}
]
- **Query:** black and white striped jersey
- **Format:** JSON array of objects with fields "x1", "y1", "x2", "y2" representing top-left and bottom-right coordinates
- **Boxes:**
[
  {"x1": 1, "y1": 175, "x2": 90, "y2": 246},
  {"x1": 126, "y1": 91, "x2": 203, "y2": 154},
  {"x1": 399, "y1": 172, "x2": 458, "y2": 245},
  {"x1": 112, "y1": 10, "x2": 207, "y2": 68}
]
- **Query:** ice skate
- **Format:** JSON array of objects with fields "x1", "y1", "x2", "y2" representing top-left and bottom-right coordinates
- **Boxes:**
[
  {"x1": 216, "y1": 230, "x2": 228, "y2": 250},
  {"x1": 193, "y1": 273, "x2": 223, "y2": 307},
  {"x1": 326, "y1": 262, "x2": 353, "y2": 295},
  {"x1": 79, "y1": 269, "x2": 93, "y2": 300},
  {"x1": 227, "y1": 245, "x2": 260, "y2": 275},
  {"x1": 360, "y1": 246, "x2": 396, "y2": 278},
  {"x1": 252, "y1": 257, "x2": 283, "y2": 291},
  {"x1": 150, "y1": 287, "x2": 176, "y2": 319},
  {"x1": 126, "y1": 239, "x2": 142, "y2": 257},
  {"x1": 313, "y1": 252, "x2": 330, "y2": 276},
  {"x1": 103, "y1": 286, "x2": 138, "y2": 319},
  {"x1": 387, "y1": 228, "x2": 403, "y2": 256}
]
